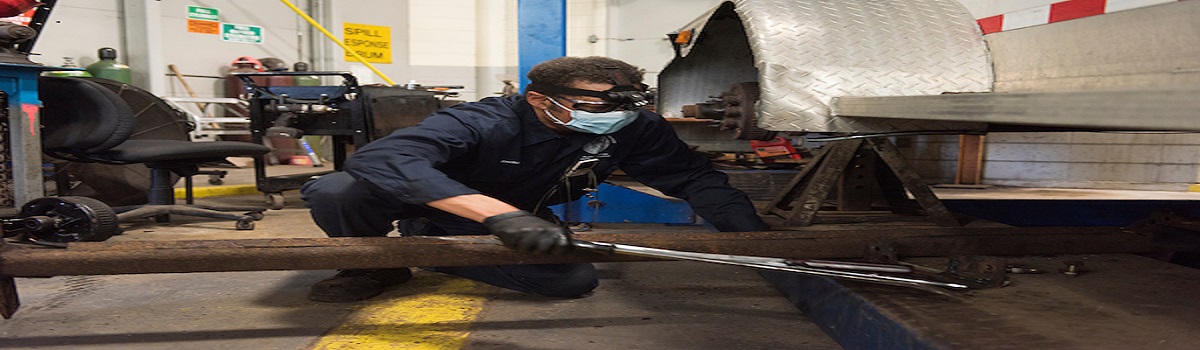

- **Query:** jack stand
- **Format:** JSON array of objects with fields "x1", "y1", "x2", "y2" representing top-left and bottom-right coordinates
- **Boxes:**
[{"x1": 761, "y1": 138, "x2": 959, "y2": 227}]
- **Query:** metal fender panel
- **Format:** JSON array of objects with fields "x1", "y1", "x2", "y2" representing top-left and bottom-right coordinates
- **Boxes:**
[{"x1": 659, "y1": 0, "x2": 993, "y2": 133}]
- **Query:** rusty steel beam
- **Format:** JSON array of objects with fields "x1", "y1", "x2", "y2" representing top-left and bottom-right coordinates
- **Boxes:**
[{"x1": 0, "y1": 227, "x2": 1152, "y2": 277}]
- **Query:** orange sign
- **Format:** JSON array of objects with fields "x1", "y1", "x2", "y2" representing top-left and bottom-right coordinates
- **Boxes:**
[{"x1": 187, "y1": 19, "x2": 219, "y2": 34}]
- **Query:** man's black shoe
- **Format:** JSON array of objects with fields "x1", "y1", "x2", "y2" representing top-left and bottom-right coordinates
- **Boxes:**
[{"x1": 308, "y1": 268, "x2": 413, "y2": 302}]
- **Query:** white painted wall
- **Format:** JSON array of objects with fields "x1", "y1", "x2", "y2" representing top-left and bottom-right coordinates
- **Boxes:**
[
  {"x1": 31, "y1": 1, "x2": 123, "y2": 69},
  {"x1": 476, "y1": 0, "x2": 518, "y2": 97},
  {"x1": 955, "y1": 0, "x2": 1065, "y2": 18},
  {"x1": 904, "y1": 131, "x2": 1200, "y2": 191},
  {"x1": 406, "y1": 0, "x2": 475, "y2": 98},
  {"x1": 566, "y1": 0, "x2": 606, "y2": 57},
  {"x1": 35, "y1": 0, "x2": 313, "y2": 97},
  {"x1": 603, "y1": 0, "x2": 723, "y2": 87}
]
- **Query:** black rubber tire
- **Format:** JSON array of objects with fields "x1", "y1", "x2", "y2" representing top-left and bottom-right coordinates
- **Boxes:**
[{"x1": 18, "y1": 196, "x2": 120, "y2": 242}]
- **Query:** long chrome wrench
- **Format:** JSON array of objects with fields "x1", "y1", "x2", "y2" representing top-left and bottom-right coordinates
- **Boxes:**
[
  {"x1": 431, "y1": 236, "x2": 968, "y2": 294},
  {"x1": 571, "y1": 240, "x2": 969, "y2": 294}
]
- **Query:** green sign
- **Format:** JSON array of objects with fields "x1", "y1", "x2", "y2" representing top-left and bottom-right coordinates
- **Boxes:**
[
  {"x1": 187, "y1": 6, "x2": 219, "y2": 21},
  {"x1": 221, "y1": 23, "x2": 263, "y2": 44}
]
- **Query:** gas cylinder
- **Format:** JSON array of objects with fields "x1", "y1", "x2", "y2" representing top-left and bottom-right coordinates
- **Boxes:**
[
  {"x1": 85, "y1": 47, "x2": 132, "y2": 84},
  {"x1": 292, "y1": 62, "x2": 321, "y2": 86},
  {"x1": 258, "y1": 57, "x2": 294, "y2": 87},
  {"x1": 224, "y1": 56, "x2": 264, "y2": 99},
  {"x1": 43, "y1": 57, "x2": 92, "y2": 77}
]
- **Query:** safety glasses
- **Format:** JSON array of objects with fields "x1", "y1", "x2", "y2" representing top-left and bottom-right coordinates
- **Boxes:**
[{"x1": 551, "y1": 95, "x2": 627, "y2": 113}]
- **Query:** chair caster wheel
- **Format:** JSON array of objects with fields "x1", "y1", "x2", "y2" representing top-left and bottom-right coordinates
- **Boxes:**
[
  {"x1": 208, "y1": 175, "x2": 224, "y2": 185},
  {"x1": 236, "y1": 218, "x2": 255, "y2": 230},
  {"x1": 246, "y1": 212, "x2": 265, "y2": 221},
  {"x1": 265, "y1": 193, "x2": 285, "y2": 210}
]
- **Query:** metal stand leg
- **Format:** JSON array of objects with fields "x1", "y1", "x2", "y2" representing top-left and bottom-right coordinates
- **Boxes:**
[
  {"x1": 762, "y1": 138, "x2": 960, "y2": 227},
  {"x1": 867, "y1": 138, "x2": 959, "y2": 227},
  {"x1": 1, "y1": 274, "x2": 17, "y2": 319}
]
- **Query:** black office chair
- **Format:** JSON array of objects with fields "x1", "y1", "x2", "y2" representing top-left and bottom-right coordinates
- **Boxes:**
[{"x1": 38, "y1": 76, "x2": 271, "y2": 230}]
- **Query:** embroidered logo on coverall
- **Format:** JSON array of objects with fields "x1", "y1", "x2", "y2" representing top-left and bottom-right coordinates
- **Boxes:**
[{"x1": 582, "y1": 136, "x2": 615, "y2": 156}]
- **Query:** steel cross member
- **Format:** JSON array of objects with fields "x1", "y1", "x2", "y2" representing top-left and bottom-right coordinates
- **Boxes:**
[{"x1": 1, "y1": 226, "x2": 1153, "y2": 318}]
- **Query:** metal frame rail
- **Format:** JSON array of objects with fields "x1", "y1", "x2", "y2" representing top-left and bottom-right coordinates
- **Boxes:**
[
  {"x1": 1, "y1": 226, "x2": 1154, "y2": 319},
  {"x1": 831, "y1": 89, "x2": 1200, "y2": 132}
]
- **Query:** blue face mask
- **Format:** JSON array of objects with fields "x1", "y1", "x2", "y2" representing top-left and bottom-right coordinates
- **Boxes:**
[{"x1": 545, "y1": 97, "x2": 638, "y2": 134}]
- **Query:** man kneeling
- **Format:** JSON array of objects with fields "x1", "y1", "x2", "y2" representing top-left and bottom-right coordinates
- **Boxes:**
[{"x1": 300, "y1": 56, "x2": 766, "y2": 302}]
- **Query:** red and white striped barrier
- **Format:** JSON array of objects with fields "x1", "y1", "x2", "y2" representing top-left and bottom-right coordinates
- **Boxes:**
[{"x1": 976, "y1": 0, "x2": 1180, "y2": 34}]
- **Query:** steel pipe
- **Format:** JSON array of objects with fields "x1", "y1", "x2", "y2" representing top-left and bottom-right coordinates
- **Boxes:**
[{"x1": 0, "y1": 227, "x2": 1152, "y2": 277}]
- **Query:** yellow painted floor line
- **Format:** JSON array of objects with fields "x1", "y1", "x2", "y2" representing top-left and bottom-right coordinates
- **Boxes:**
[
  {"x1": 309, "y1": 274, "x2": 493, "y2": 350},
  {"x1": 173, "y1": 184, "x2": 259, "y2": 199}
]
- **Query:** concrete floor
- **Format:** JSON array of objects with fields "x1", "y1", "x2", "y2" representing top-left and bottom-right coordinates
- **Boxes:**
[
  {"x1": 2, "y1": 261, "x2": 839, "y2": 349},
  {"x1": 764, "y1": 253, "x2": 1200, "y2": 349},
  {"x1": 0, "y1": 164, "x2": 842, "y2": 349}
]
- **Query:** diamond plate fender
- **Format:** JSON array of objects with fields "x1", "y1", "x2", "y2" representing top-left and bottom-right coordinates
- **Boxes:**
[{"x1": 659, "y1": 0, "x2": 993, "y2": 133}]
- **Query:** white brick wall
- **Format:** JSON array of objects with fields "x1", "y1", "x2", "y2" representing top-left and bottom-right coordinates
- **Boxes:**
[
  {"x1": 407, "y1": 0, "x2": 480, "y2": 100},
  {"x1": 605, "y1": 0, "x2": 724, "y2": 87},
  {"x1": 901, "y1": 133, "x2": 1200, "y2": 191},
  {"x1": 567, "y1": 0, "x2": 607, "y2": 57},
  {"x1": 409, "y1": 0, "x2": 476, "y2": 67}
]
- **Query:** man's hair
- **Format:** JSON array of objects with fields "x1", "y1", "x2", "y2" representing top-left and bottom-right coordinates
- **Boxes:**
[{"x1": 527, "y1": 56, "x2": 645, "y2": 87}]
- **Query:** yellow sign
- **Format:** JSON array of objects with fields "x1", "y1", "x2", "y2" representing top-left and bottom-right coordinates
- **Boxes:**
[{"x1": 342, "y1": 23, "x2": 392, "y2": 63}]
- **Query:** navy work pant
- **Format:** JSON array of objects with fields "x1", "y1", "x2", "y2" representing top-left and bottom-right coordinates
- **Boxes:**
[{"x1": 299, "y1": 172, "x2": 597, "y2": 297}]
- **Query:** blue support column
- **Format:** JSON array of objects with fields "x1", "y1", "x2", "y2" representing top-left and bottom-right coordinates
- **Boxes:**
[{"x1": 517, "y1": 0, "x2": 566, "y2": 92}]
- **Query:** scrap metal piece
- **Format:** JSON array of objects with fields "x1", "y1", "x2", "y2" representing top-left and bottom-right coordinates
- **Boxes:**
[
  {"x1": 1004, "y1": 264, "x2": 1045, "y2": 274},
  {"x1": 942, "y1": 255, "x2": 1008, "y2": 288},
  {"x1": 1060, "y1": 260, "x2": 1085, "y2": 277}
]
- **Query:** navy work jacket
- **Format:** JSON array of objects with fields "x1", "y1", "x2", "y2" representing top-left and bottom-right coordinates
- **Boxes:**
[{"x1": 344, "y1": 94, "x2": 767, "y2": 232}]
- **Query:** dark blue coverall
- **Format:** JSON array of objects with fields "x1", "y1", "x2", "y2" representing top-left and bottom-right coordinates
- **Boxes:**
[{"x1": 300, "y1": 94, "x2": 768, "y2": 297}]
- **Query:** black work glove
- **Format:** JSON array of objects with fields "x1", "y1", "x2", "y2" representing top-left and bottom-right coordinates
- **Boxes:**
[{"x1": 483, "y1": 210, "x2": 572, "y2": 255}]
